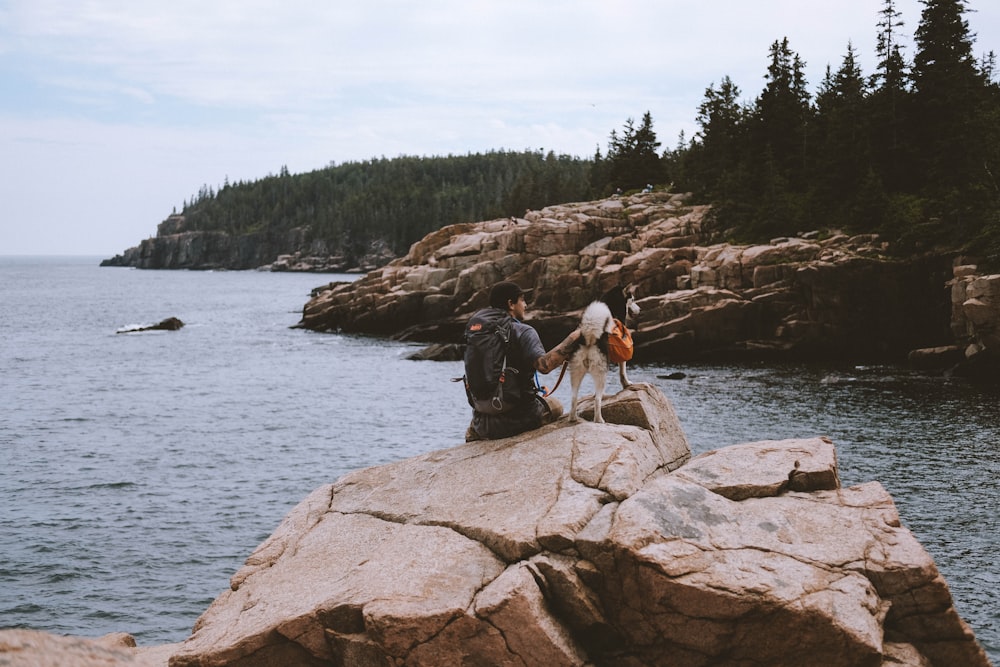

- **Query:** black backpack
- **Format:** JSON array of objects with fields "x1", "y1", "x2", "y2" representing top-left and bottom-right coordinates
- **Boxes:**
[{"x1": 462, "y1": 308, "x2": 524, "y2": 414}]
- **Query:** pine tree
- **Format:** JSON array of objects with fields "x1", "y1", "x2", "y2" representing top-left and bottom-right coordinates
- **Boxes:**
[
  {"x1": 606, "y1": 112, "x2": 663, "y2": 191},
  {"x1": 874, "y1": 0, "x2": 909, "y2": 95},
  {"x1": 911, "y1": 0, "x2": 982, "y2": 191},
  {"x1": 632, "y1": 111, "x2": 663, "y2": 185},
  {"x1": 589, "y1": 146, "x2": 610, "y2": 196},
  {"x1": 813, "y1": 43, "x2": 872, "y2": 228},
  {"x1": 694, "y1": 76, "x2": 746, "y2": 195},
  {"x1": 741, "y1": 38, "x2": 812, "y2": 236},
  {"x1": 870, "y1": 0, "x2": 910, "y2": 188},
  {"x1": 753, "y1": 38, "x2": 812, "y2": 188}
]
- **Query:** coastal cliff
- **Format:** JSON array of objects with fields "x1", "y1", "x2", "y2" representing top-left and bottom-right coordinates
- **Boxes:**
[
  {"x1": 5, "y1": 384, "x2": 987, "y2": 666},
  {"x1": 101, "y1": 192, "x2": 1000, "y2": 373},
  {"x1": 297, "y1": 192, "x2": 1000, "y2": 374},
  {"x1": 99, "y1": 214, "x2": 395, "y2": 272}
]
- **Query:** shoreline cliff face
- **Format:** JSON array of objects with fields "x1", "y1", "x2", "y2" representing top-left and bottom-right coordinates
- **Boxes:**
[
  {"x1": 99, "y1": 215, "x2": 395, "y2": 272},
  {"x1": 99, "y1": 193, "x2": 1000, "y2": 374},
  {"x1": 297, "y1": 192, "x2": 1000, "y2": 374}
]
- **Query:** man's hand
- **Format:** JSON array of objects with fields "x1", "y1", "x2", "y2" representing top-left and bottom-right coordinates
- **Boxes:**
[{"x1": 535, "y1": 328, "x2": 581, "y2": 374}]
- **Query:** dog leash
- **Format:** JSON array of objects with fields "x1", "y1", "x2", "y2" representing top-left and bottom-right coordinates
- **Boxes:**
[{"x1": 540, "y1": 361, "x2": 568, "y2": 398}]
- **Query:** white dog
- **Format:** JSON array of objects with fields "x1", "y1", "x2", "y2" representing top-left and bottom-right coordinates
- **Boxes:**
[{"x1": 569, "y1": 286, "x2": 639, "y2": 423}]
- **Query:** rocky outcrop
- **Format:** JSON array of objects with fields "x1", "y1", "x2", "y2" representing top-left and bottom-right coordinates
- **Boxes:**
[
  {"x1": 297, "y1": 193, "x2": 956, "y2": 362},
  {"x1": 906, "y1": 265, "x2": 1000, "y2": 377},
  {"x1": 404, "y1": 342, "x2": 465, "y2": 361},
  {"x1": 116, "y1": 317, "x2": 185, "y2": 333},
  {"x1": 0, "y1": 628, "x2": 177, "y2": 667},
  {"x1": 163, "y1": 384, "x2": 988, "y2": 667},
  {"x1": 3, "y1": 385, "x2": 989, "y2": 666},
  {"x1": 100, "y1": 216, "x2": 394, "y2": 272},
  {"x1": 946, "y1": 267, "x2": 1000, "y2": 377}
]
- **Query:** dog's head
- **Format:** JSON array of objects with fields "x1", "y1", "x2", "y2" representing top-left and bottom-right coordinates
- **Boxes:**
[
  {"x1": 627, "y1": 291, "x2": 640, "y2": 322},
  {"x1": 600, "y1": 284, "x2": 640, "y2": 324}
]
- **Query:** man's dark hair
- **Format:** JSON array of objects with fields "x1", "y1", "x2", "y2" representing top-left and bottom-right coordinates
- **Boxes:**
[{"x1": 489, "y1": 281, "x2": 524, "y2": 309}]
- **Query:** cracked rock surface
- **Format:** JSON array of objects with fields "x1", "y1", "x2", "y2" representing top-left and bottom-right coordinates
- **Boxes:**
[{"x1": 166, "y1": 384, "x2": 989, "y2": 667}]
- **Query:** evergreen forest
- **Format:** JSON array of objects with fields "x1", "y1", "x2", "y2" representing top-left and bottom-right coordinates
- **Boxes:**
[
  {"x1": 177, "y1": 151, "x2": 592, "y2": 263},
  {"x1": 174, "y1": 0, "x2": 1000, "y2": 268}
]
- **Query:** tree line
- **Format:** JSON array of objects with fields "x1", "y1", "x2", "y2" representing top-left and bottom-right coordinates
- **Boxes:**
[
  {"x1": 668, "y1": 0, "x2": 1000, "y2": 263},
  {"x1": 178, "y1": 151, "x2": 592, "y2": 262},
  {"x1": 175, "y1": 0, "x2": 999, "y2": 268}
]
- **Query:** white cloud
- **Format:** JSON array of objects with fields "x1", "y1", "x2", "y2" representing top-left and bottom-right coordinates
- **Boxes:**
[{"x1": 1, "y1": 0, "x2": 998, "y2": 254}]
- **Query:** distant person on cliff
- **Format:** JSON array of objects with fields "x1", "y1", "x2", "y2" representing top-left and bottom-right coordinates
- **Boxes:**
[{"x1": 462, "y1": 281, "x2": 580, "y2": 441}]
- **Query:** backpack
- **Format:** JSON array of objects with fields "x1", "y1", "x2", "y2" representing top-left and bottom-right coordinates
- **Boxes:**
[
  {"x1": 607, "y1": 319, "x2": 634, "y2": 364},
  {"x1": 463, "y1": 309, "x2": 524, "y2": 414}
]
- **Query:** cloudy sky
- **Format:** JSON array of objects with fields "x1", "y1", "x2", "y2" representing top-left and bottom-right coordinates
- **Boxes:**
[{"x1": 2, "y1": 0, "x2": 998, "y2": 256}]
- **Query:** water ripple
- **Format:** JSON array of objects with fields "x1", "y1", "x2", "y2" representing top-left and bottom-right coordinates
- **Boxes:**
[{"x1": 1, "y1": 259, "x2": 996, "y2": 662}]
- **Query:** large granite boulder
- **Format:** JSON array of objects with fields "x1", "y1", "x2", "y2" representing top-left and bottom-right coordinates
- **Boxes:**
[
  {"x1": 0, "y1": 629, "x2": 177, "y2": 667},
  {"x1": 166, "y1": 384, "x2": 988, "y2": 667},
  {"x1": 296, "y1": 193, "x2": 955, "y2": 362},
  {"x1": 907, "y1": 266, "x2": 1000, "y2": 377},
  {"x1": 947, "y1": 268, "x2": 1000, "y2": 377}
]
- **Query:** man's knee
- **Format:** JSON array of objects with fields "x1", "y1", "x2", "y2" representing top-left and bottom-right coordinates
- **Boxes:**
[{"x1": 540, "y1": 395, "x2": 563, "y2": 424}]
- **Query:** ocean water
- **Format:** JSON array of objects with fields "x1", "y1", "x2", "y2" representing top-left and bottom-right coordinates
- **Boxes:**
[{"x1": 1, "y1": 256, "x2": 997, "y2": 662}]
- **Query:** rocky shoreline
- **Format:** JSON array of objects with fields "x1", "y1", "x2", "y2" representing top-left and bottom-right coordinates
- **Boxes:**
[
  {"x1": 99, "y1": 192, "x2": 1000, "y2": 377},
  {"x1": 99, "y1": 214, "x2": 395, "y2": 273},
  {"x1": 16, "y1": 194, "x2": 991, "y2": 665},
  {"x1": 2, "y1": 385, "x2": 990, "y2": 666},
  {"x1": 296, "y1": 192, "x2": 1000, "y2": 379}
]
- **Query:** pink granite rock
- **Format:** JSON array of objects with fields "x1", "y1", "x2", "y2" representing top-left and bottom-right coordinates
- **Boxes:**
[{"x1": 166, "y1": 384, "x2": 987, "y2": 667}]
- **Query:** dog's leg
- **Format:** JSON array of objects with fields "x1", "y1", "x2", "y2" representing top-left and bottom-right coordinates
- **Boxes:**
[
  {"x1": 619, "y1": 362, "x2": 631, "y2": 389},
  {"x1": 592, "y1": 363, "x2": 607, "y2": 423},
  {"x1": 569, "y1": 364, "x2": 584, "y2": 423}
]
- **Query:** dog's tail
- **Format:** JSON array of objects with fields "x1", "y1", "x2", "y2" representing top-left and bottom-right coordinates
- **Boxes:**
[{"x1": 581, "y1": 301, "x2": 615, "y2": 345}]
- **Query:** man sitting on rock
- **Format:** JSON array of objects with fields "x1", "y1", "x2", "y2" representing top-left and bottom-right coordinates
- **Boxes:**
[{"x1": 464, "y1": 281, "x2": 580, "y2": 441}]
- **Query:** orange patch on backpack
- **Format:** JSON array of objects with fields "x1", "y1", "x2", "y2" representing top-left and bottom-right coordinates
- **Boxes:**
[{"x1": 608, "y1": 319, "x2": 634, "y2": 364}]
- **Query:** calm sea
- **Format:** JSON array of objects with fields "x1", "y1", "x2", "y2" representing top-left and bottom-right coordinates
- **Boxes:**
[{"x1": 1, "y1": 256, "x2": 997, "y2": 661}]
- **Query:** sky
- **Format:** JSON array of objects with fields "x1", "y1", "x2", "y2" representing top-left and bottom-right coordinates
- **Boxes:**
[{"x1": 2, "y1": 0, "x2": 999, "y2": 256}]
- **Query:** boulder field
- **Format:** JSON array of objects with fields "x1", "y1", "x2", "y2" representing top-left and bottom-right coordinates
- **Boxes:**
[
  {"x1": 9, "y1": 384, "x2": 987, "y2": 666},
  {"x1": 297, "y1": 192, "x2": 1000, "y2": 376}
]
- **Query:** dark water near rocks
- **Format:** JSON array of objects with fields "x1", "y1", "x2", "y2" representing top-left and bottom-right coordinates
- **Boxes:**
[{"x1": 1, "y1": 256, "x2": 997, "y2": 661}]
